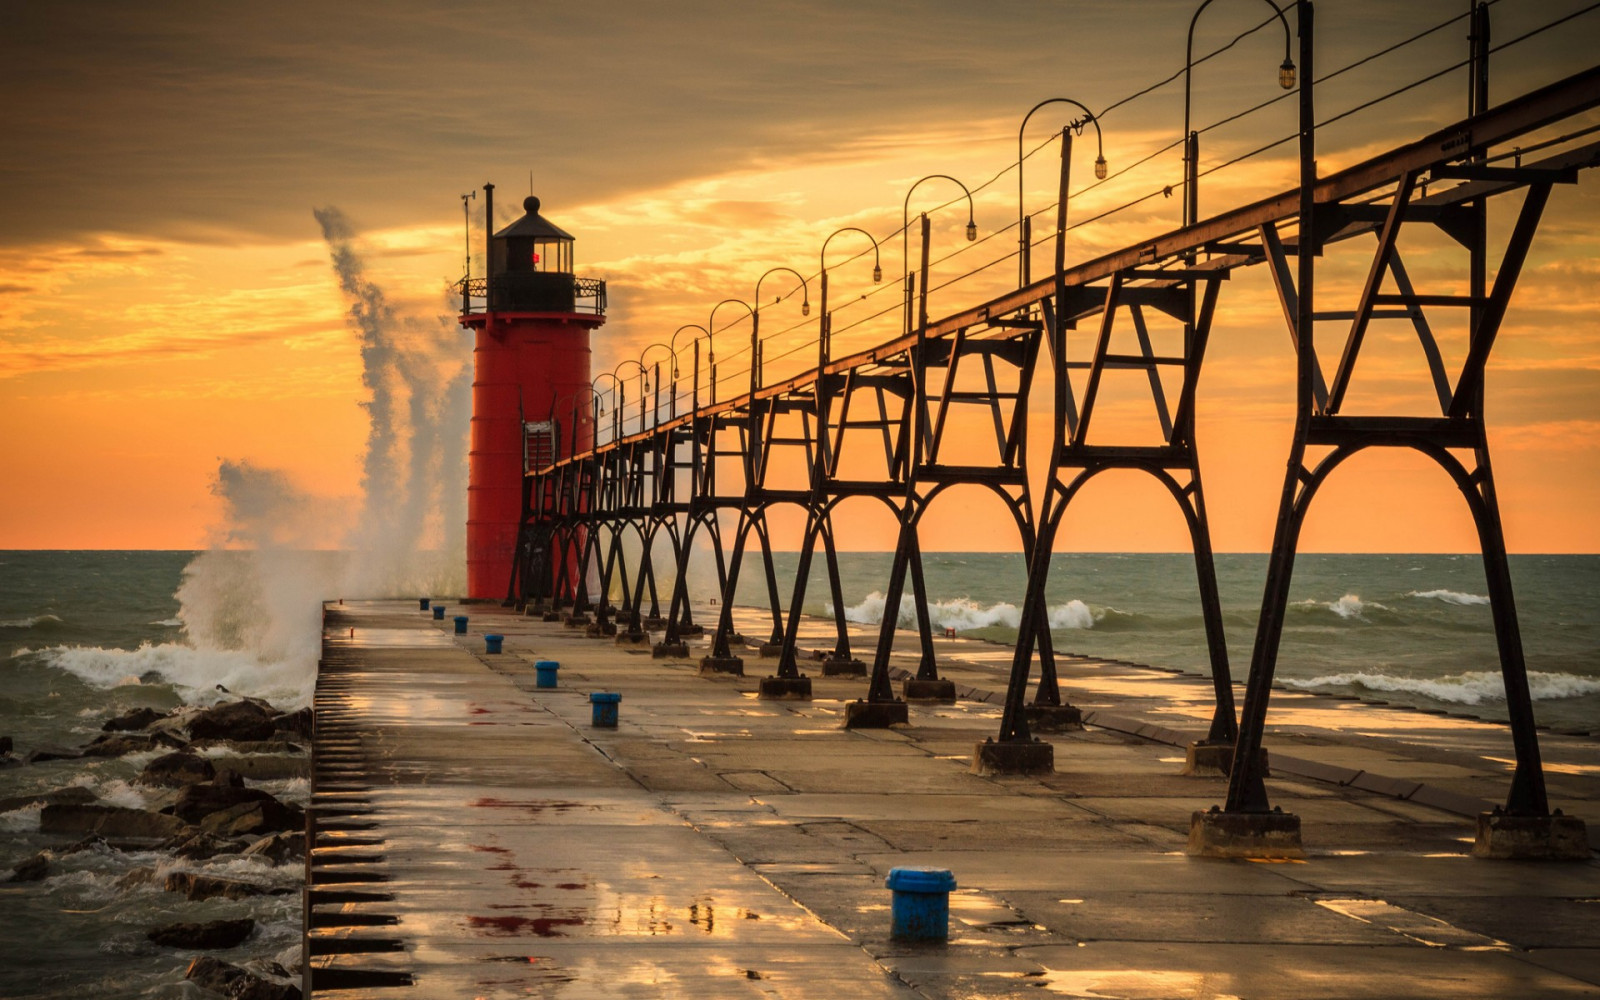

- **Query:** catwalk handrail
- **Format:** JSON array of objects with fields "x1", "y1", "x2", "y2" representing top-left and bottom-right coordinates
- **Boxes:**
[{"x1": 538, "y1": 63, "x2": 1600, "y2": 470}]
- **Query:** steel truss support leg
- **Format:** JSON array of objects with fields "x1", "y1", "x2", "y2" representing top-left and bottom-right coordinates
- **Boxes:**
[
  {"x1": 697, "y1": 511, "x2": 761, "y2": 673},
  {"x1": 818, "y1": 517, "x2": 856, "y2": 662},
  {"x1": 844, "y1": 512, "x2": 918, "y2": 728},
  {"x1": 774, "y1": 508, "x2": 825, "y2": 679}
]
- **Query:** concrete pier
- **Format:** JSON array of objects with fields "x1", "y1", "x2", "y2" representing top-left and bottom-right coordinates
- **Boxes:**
[{"x1": 306, "y1": 600, "x2": 1600, "y2": 998}]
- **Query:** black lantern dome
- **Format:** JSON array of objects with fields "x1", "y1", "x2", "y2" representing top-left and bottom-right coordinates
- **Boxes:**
[{"x1": 489, "y1": 195, "x2": 579, "y2": 312}]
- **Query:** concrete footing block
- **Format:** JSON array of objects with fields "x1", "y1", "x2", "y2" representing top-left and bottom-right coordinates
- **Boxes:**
[
  {"x1": 902, "y1": 678, "x2": 957, "y2": 703},
  {"x1": 585, "y1": 621, "x2": 619, "y2": 638},
  {"x1": 844, "y1": 699, "x2": 909, "y2": 728},
  {"x1": 641, "y1": 616, "x2": 667, "y2": 630},
  {"x1": 1472, "y1": 810, "x2": 1590, "y2": 860},
  {"x1": 677, "y1": 623, "x2": 706, "y2": 637},
  {"x1": 541, "y1": 612, "x2": 563, "y2": 623},
  {"x1": 562, "y1": 614, "x2": 591, "y2": 628},
  {"x1": 758, "y1": 675, "x2": 813, "y2": 700},
  {"x1": 971, "y1": 738, "x2": 1054, "y2": 775},
  {"x1": 1023, "y1": 703, "x2": 1083, "y2": 732},
  {"x1": 1181, "y1": 741, "x2": 1270, "y2": 778},
  {"x1": 757, "y1": 643, "x2": 784, "y2": 659},
  {"x1": 1187, "y1": 807, "x2": 1304, "y2": 859},
  {"x1": 613, "y1": 630, "x2": 649, "y2": 647},
  {"x1": 652, "y1": 642, "x2": 690, "y2": 659},
  {"x1": 698, "y1": 655, "x2": 744, "y2": 676},
  {"x1": 822, "y1": 657, "x2": 868, "y2": 677}
]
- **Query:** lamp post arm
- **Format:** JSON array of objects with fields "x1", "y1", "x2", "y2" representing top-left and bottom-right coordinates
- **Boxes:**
[{"x1": 1184, "y1": 0, "x2": 1294, "y2": 226}]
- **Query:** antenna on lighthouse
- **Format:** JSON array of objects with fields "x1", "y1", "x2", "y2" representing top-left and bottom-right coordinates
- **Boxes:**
[{"x1": 460, "y1": 190, "x2": 476, "y2": 314}]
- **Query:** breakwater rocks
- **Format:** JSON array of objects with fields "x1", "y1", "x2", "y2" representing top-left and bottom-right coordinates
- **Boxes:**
[{"x1": 1, "y1": 696, "x2": 309, "y2": 999}]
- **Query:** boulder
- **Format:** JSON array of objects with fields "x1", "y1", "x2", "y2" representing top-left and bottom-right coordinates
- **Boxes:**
[
  {"x1": 209, "y1": 755, "x2": 309, "y2": 781},
  {"x1": 272, "y1": 708, "x2": 313, "y2": 738},
  {"x1": 191, "y1": 739, "x2": 303, "y2": 755},
  {"x1": 186, "y1": 955, "x2": 241, "y2": 991},
  {"x1": 240, "y1": 831, "x2": 306, "y2": 865},
  {"x1": 0, "y1": 735, "x2": 11, "y2": 753},
  {"x1": 187, "y1": 701, "x2": 277, "y2": 742},
  {"x1": 0, "y1": 785, "x2": 96, "y2": 814},
  {"x1": 198, "y1": 799, "x2": 305, "y2": 838},
  {"x1": 162, "y1": 830, "x2": 247, "y2": 861},
  {"x1": 102, "y1": 707, "x2": 167, "y2": 732},
  {"x1": 6, "y1": 852, "x2": 50, "y2": 882},
  {"x1": 164, "y1": 872, "x2": 276, "y2": 902},
  {"x1": 213, "y1": 768, "x2": 246, "y2": 789},
  {"x1": 82, "y1": 732, "x2": 181, "y2": 758},
  {"x1": 172, "y1": 785, "x2": 298, "y2": 826},
  {"x1": 25, "y1": 746, "x2": 83, "y2": 764},
  {"x1": 39, "y1": 803, "x2": 189, "y2": 840},
  {"x1": 116, "y1": 867, "x2": 159, "y2": 890},
  {"x1": 148, "y1": 917, "x2": 255, "y2": 950},
  {"x1": 137, "y1": 751, "x2": 216, "y2": 788},
  {"x1": 233, "y1": 977, "x2": 302, "y2": 1000}
]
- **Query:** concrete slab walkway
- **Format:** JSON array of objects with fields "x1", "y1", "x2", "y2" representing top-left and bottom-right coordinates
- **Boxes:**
[{"x1": 306, "y1": 600, "x2": 1600, "y2": 999}]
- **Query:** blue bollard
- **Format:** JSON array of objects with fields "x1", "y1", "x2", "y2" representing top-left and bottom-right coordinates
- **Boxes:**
[
  {"x1": 535, "y1": 660, "x2": 559, "y2": 688},
  {"x1": 886, "y1": 867, "x2": 956, "y2": 940},
  {"x1": 453, "y1": 615, "x2": 469, "y2": 635},
  {"x1": 484, "y1": 634, "x2": 504, "y2": 654},
  {"x1": 589, "y1": 691, "x2": 621, "y2": 727},
  {"x1": 433, "y1": 605, "x2": 446, "y2": 620},
  {"x1": 419, "y1": 598, "x2": 431, "y2": 611}
]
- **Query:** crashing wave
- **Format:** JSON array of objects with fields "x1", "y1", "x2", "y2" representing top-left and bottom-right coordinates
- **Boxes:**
[
  {"x1": 1406, "y1": 589, "x2": 1491, "y2": 606},
  {"x1": 1282, "y1": 669, "x2": 1600, "y2": 705},
  {"x1": 1293, "y1": 593, "x2": 1386, "y2": 619},
  {"x1": 22, "y1": 642, "x2": 313, "y2": 710},
  {"x1": 828, "y1": 592, "x2": 1102, "y2": 632},
  {"x1": 1, "y1": 614, "x2": 63, "y2": 629}
]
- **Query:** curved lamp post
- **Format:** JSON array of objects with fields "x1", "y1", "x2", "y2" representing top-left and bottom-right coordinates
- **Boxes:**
[
  {"x1": 549, "y1": 385, "x2": 603, "y2": 460},
  {"x1": 818, "y1": 227, "x2": 882, "y2": 368},
  {"x1": 1018, "y1": 98, "x2": 1106, "y2": 287},
  {"x1": 708, "y1": 298, "x2": 754, "y2": 407},
  {"x1": 1183, "y1": 0, "x2": 1295, "y2": 228},
  {"x1": 751, "y1": 267, "x2": 810, "y2": 392},
  {"x1": 639, "y1": 341, "x2": 675, "y2": 423},
  {"x1": 903, "y1": 174, "x2": 977, "y2": 336},
  {"x1": 592, "y1": 371, "x2": 622, "y2": 445},
  {"x1": 612, "y1": 359, "x2": 649, "y2": 438},
  {"x1": 671, "y1": 323, "x2": 708, "y2": 413}
]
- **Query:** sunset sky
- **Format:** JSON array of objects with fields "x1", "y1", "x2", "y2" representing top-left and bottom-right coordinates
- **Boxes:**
[{"x1": 2, "y1": 0, "x2": 1597, "y2": 553}]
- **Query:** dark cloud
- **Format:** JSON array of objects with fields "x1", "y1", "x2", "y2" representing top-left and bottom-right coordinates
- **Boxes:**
[{"x1": 1, "y1": 0, "x2": 1592, "y2": 249}]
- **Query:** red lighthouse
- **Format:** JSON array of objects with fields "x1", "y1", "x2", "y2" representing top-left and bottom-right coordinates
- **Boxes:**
[{"x1": 459, "y1": 185, "x2": 606, "y2": 600}]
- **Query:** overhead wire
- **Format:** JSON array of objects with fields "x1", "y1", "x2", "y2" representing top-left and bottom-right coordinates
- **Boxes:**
[{"x1": 631, "y1": 0, "x2": 1588, "y2": 406}]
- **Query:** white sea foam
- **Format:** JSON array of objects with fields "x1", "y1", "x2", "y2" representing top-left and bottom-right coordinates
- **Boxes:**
[
  {"x1": 0, "y1": 802, "x2": 44, "y2": 833},
  {"x1": 66, "y1": 774, "x2": 149, "y2": 810},
  {"x1": 830, "y1": 592, "x2": 1101, "y2": 632},
  {"x1": 1282, "y1": 669, "x2": 1600, "y2": 705},
  {"x1": 1294, "y1": 593, "x2": 1386, "y2": 619},
  {"x1": 2, "y1": 614, "x2": 62, "y2": 628},
  {"x1": 31, "y1": 641, "x2": 313, "y2": 710},
  {"x1": 148, "y1": 618, "x2": 183, "y2": 627},
  {"x1": 1406, "y1": 589, "x2": 1491, "y2": 606}
]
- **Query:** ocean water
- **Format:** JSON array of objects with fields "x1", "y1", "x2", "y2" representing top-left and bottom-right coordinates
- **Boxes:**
[
  {"x1": 0, "y1": 550, "x2": 322, "y2": 1000},
  {"x1": 3, "y1": 549, "x2": 1597, "y2": 996},
  {"x1": 762, "y1": 551, "x2": 1600, "y2": 734}
]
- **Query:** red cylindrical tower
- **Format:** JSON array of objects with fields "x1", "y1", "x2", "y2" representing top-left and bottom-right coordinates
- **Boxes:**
[{"x1": 459, "y1": 185, "x2": 605, "y2": 599}]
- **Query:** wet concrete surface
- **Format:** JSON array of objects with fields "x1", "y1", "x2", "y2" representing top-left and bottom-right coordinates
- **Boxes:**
[{"x1": 308, "y1": 600, "x2": 1600, "y2": 998}]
